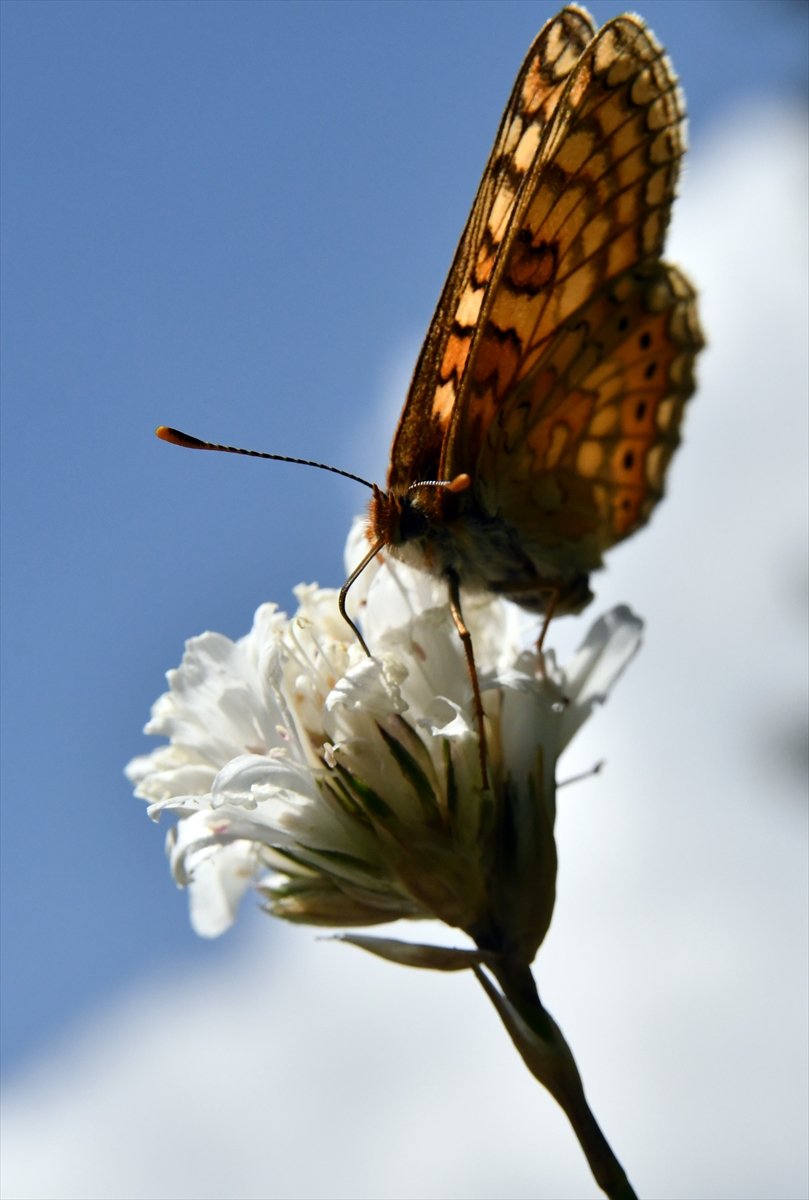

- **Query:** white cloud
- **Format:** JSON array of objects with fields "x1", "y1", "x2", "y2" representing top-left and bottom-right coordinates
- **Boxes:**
[{"x1": 2, "y1": 102, "x2": 807, "y2": 1200}]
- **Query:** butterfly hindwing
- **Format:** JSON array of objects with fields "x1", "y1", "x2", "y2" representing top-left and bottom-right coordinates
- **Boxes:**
[{"x1": 477, "y1": 261, "x2": 703, "y2": 574}]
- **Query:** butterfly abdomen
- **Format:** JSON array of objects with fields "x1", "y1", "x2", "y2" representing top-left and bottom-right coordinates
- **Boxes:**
[{"x1": 371, "y1": 484, "x2": 593, "y2": 616}]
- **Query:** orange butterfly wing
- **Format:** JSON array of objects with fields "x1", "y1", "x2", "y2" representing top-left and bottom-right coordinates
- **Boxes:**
[
  {"x1": 373, "y1": 7, "x2": 701, "y2": 616},
  {"x1": 476, "y1": 261, "x2": 703, "y2": 578},
  {"x1": 441, "y1": 12, "x2": 688, "y2": 479},
  {"x1": 386, "y1": 5, "x2": 596, "y2": 492}
]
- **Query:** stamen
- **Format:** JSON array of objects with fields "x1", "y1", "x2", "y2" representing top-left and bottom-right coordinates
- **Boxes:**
[{"x1": 558, "y1": 761, "x2": 605, "y2": 789}]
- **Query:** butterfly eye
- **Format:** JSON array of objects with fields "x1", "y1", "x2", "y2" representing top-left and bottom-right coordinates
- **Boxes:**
[{"x1": 399, "y1": 498, "x2": 431, "y2": 542}]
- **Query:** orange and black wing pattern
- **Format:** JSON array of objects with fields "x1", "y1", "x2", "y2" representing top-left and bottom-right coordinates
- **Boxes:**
[
  {"x1": 386, "y1": 5, "x2": 596, "y2": 492},
  {"x1": 379, "y1": 5, "x2": 702, "y2": 602},
  {"x1": 442, "y1": 10, "x2": 690, "y2": 471},
  {"x1": 477, "y1": 260, "x2": 702, "y2": 574},
  {"x1": 387, "y1": 9, "x2": 700, "y2": 572}
]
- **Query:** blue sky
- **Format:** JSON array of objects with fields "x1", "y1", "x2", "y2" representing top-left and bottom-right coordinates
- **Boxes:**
[{"x1": 1, "y1": 4, "x2": 807, "y2": 1194}]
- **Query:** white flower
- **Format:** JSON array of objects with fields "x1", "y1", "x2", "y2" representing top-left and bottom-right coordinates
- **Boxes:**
[{"x1": 127, "y1": 520, "x2": 642, "y2": 959}]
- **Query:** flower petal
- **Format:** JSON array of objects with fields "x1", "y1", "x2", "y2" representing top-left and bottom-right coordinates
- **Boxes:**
[{"x1": 558, "y1": 606, "x2": 644, "y2": 751}]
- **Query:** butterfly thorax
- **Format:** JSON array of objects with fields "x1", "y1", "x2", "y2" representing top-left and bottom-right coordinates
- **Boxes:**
[{"x1": 368, "y1": 484, "x2": 593, "y2": 617}]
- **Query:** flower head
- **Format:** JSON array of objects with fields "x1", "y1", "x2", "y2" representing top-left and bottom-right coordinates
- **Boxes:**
[{"x1": 127, "y1": 521, "x2": 642, "y2": 962}]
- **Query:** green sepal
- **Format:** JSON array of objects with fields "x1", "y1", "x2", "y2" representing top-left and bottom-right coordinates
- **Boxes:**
[{"x1": 335, "y1": 933, "x2": 487, "y2": 972}]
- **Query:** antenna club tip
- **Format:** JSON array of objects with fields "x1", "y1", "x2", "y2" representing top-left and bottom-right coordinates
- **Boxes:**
[
  {"x1": 155, "y1": 426, "x2": 208, "y2": 450},
  {"x1": 448, "y1": 473, "x2": 472, "y2": 494}
]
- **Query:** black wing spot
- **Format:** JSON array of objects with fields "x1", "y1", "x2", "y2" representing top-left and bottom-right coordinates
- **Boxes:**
[
  {"x1": 634, "y1": 400, "x2": 648, "y2": 421},
  {"x1": 639, "y1": 331, "x2": 652, "y2": 350},
  {"x1": 507, "y1": 232, "x2": 558, "y2": 294},
  {"x1": 623, "y1": 450, "x2": 635, "y2": 470},
  {"x1": 644, "y1": 361, "x2": 658, "y2": 380}
]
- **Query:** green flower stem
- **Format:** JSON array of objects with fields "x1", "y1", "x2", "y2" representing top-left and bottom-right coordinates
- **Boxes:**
[{"x1": 474, "y1": 959, "x2": 638, "y2": 1200}]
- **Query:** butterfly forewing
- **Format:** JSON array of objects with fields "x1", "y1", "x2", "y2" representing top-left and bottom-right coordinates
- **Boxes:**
[
  {"x1": 443, "y1": 13, "x2": 686, "y2": 478},
  {"x1": 387, "y1": 4, "x2": 596, "y2": 492}
]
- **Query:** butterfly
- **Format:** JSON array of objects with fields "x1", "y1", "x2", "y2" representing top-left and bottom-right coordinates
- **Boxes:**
[
  {"x1": 346, "y1": 5, "x2": 702, "y2": 644},
  {"x1": 159, "y1": 6, "x2": 702, "y2": 773}
]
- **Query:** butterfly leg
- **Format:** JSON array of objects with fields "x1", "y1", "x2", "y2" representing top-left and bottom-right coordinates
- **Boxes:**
[
  {"x1": 495, "y1": 577, "x2": 561, "y2": 662},
  {"x1": 445, "y1": 569, "x2": 490, "y2": 790},
  {"x1": 534, "y1": 587, "x2": 576, "y2": 709},
  {"x1": 536, "y1": 585, "x2": 560, "y2": 657},
  {"x1": 534, "y1": 588, "x2": 573, "y2": 705},
  {"x1": 496, "y1": 578, "x2": 567, "y2": 698}
]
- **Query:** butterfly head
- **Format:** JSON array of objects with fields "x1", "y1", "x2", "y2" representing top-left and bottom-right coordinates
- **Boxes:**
[{"x1": 368, "y1": 475, "x2": 473, "y2": 553}]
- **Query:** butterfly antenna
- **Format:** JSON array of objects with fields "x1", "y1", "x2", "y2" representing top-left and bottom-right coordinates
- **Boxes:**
[
  {"x1": 155, "y1": 426, "x2": 376, "y2": 491},
  {"x1": 408, "y1": 473, "x2": 472, "y2": 496}
]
